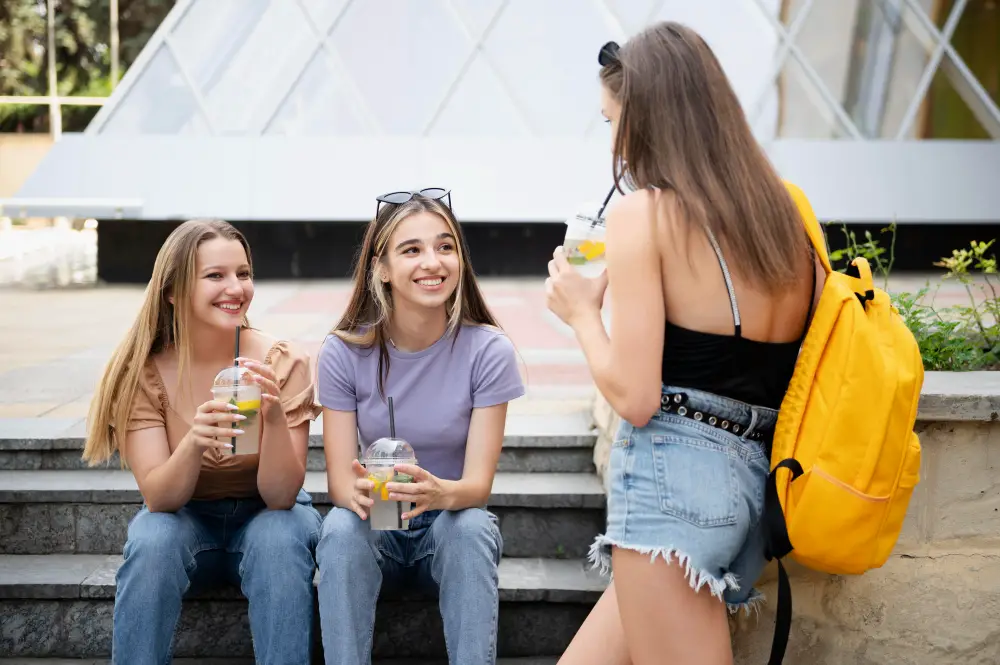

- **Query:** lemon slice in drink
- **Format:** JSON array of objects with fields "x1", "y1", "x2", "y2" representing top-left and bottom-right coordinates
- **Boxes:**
[{"x1": 235, "y1": 399, "x2": 261, "y2": 412}]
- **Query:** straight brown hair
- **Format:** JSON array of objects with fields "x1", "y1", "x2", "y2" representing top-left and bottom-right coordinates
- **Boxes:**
[
  {"x1": 600, "y1": 21, "x2": 810, "y2": 290},
  {"x1": 84, "y1": 219, "x2": 251, "y2": 466}
]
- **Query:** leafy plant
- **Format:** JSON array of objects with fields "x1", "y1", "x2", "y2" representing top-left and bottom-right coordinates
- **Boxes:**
[{"x1": 825, "y1": 223, "x2": 1000, "y2": 371}]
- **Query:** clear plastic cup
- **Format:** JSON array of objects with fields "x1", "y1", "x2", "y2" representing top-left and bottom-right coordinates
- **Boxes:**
[
  {"x1": 362, "y1": 437, "x2": 417, "y2": 531},
  {"x1": 563, "y1": 204, "x2": 607, "y2": 278},
  {"x1": 211, "y1": 366, "x2": 262, "y2": 456}
]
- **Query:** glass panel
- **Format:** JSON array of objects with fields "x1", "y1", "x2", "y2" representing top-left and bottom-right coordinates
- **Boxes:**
[
  {"x1": 299, "y1": 0, "x2": 351, "y2": 34},
  {"x1": 171, "y1": 0, "x2": 318, "y2": 134},
  {"x1": 777, "y1": 57, "x2": 849, "y2": 138},
  {"x1": 604, "y1": 0, "x2": 661, "y2": 34},
  {"x1": 265, "y1": 50, "x2": 369, "y2": 136},
  {"x1": 426, "y1": 54, "x2": 529, "y2": 136},
  {"x1": 648, "y1": 0, "x2": 781, "y2": 109},
  {"x1": 484, "y1": 0, "x2": 613, "y2": 135},
  {"x1": 170, "y1": 0, "x2": 271, "y2": 94},
  {"x1": 100, "y1": 45, "x2": 204, "y2": 135},
  {"x1": 449, "y1": 0, "x2": 503, "y2": 39},
  {"x1": 331, "y1": 0, "x2": 473, "y2": 134}
]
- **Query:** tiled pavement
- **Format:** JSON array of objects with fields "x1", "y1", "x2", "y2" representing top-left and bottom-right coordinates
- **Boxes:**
[
  {"x1": 0, "y1": 272, "x2": 991, "y2": 422},
  {"x1": 0, "y1": 279, "x2": 596, "y2": 421}
]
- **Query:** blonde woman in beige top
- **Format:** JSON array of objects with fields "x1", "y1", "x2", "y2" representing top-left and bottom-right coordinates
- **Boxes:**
[{"x1": 84, "y1": 218, "x2": 322, "y2": 665}]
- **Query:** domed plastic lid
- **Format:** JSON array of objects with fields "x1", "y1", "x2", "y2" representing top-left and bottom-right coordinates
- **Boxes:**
[
  {"x1": 363, "y1": 437, "x2": 417, "y2": 465},
  {"x1": 212, "y1": 366, "x2": 254, "y2": 388}
]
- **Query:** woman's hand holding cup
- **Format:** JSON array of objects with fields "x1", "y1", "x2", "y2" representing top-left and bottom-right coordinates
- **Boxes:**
[
  {"x1": 348, "y1": 459, "x2": 375, "y2": 520},
  {"x1": 182, "y1": 399, "x2": 245, "y2": 453}
]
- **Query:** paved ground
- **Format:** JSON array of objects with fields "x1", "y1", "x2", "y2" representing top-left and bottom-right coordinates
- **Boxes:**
[
  {"x1": 0, "y1": 226, "x2": 992, "y2": 423},
  {"x1": 0, "y1": 272, "x2": 989, "y2": 424},
  {"x1": 0, "y1": 278, "x2": 596, "y2": 420}
]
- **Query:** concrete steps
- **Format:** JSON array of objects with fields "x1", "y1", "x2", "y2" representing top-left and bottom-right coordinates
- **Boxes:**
[
  {"x1": 0, "y1": 554, "x2": 603, "y2": 660},
  {"x1": 0, "y1": 413, "x2": 597, "y2": 474},
  {"x1": 0, "y1": 469, "x2": 605, "y2": 559},
  {"x1": 0, "y1": 411, "x2": 607, "y2": 661}
]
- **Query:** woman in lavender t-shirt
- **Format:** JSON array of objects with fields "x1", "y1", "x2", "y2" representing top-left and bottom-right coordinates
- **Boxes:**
[{"x1": 314, "y1": 188, "x2": 525, "y2": 665}]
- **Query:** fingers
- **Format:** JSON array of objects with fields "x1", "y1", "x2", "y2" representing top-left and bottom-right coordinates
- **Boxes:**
[
  {"x1": 349, "y1": 498, "x2": 368, "y2": 521},
  {"x1": 387, "y1": 482, "x2": 422, "y2": 497},
  {"x1": 351, "y1": 459, "x2": 369, "y2": 478},
  {"x1": 393, "y1": 463, "x2": 425, "y2": 479},
  {"x1": 199, "y1": 400, "x2": 239, "y2": 414},
  {"x1": 553, "y1": 246, "x2": 571, "y2": 271},
  {"x1": 195, "y1": 410, "x2": 246, "y2": 425},
  {"x1": 402, "y1": 504, "x2": 425, "y2": 521},
  {"x1": 196, "y1": 424, "x2": 244, "y2": 440},
  {"x1": 238, "y1": 359, "x2": 280, "y2": 396},
  {"x1": 354, "y1": 476, "x2": 374, "y2": 493},
  {"x1": 547, "y1": 258, "x2": 558, "y2": 279}
]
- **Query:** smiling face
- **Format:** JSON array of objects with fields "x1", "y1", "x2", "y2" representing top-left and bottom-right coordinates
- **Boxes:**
[
  {"x1": 188, "y1": 237, "x2": 254, "y2": 330},
  {"x1": 378, "y1": 210, "x2": 460, "y2": 311}
]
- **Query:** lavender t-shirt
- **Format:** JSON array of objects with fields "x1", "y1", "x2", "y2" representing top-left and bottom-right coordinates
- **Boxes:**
[{"x1": 317, "y1": 324, "x2": 525, "y2": 481}]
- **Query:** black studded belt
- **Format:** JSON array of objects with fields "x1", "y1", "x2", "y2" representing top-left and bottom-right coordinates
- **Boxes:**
[{"x1": 659, "y1": 392, "x2": 773, "y2": 443}]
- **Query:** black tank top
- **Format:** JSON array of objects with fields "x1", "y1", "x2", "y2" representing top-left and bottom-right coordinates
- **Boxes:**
[{"x1": 660, "y1": 227, "x2": 815, "y2": 410}]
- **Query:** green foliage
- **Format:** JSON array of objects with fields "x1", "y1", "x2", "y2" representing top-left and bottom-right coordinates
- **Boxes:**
[
  {"x1": 0, "y1": 0, "x2": 175, "y2": 132},
  {"x1": 827, "y1": 223, "x2": 1000, "y2": 371}
]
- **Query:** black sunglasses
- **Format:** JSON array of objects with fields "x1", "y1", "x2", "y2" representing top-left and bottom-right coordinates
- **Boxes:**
[{"x1": 375, "y1": 187, "x2": 452, "y2": 218}]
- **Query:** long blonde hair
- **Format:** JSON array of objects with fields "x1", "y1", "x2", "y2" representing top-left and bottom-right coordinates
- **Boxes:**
[
  {"x1": 83, "y1": 219, "x2": 252, "y2": 465},
  {"x1": 600, "y1": 22, "x2": 810, "y2": 291},
  {"x1": 332, "y1": 195, "x2": 500, "y2": 397}
]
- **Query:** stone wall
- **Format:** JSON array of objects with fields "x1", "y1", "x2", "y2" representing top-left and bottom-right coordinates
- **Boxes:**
[{"x1": 590, "y1": 372, "x2": 1000, "y2": 664}]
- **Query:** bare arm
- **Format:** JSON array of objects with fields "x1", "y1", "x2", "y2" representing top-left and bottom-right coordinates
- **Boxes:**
[
  {"x1": 256, "y1": 412, "x2": 308, "y2": 510},
  {"x1": 554, "y1": 191, "x2": 666, "y2": 426},
  {"x1": 442, "y1": 402, "x2": 508, "y2": 510},
  {"x1": 124, "y1": 401, "x2": 239, "y2": 513},
  {"x1": 322, "y1": 407, "x2": 367, "y2": 512}
]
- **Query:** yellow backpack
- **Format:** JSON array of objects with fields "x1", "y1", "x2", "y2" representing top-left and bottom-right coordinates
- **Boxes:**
[{"x1": 763, "y1": 182, "x2": 925, "y2": 665}]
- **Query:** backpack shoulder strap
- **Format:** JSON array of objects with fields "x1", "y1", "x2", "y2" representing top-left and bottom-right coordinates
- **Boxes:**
[{"x1": 783, "y1": 180, "x2": 831, "y2": 275}]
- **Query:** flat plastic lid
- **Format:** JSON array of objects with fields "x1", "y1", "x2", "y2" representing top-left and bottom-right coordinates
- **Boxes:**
[
  {"x1": 213, "y1": 366, "x2": 254, "y2": 388},
  {"x1": 364, "y1": 437, "x2": 417, "y2": 464}
]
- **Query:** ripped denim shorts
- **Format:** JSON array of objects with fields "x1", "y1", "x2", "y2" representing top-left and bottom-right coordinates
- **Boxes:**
[{"x1": 589, "y1": 384, "x2": 776, "y2": 615}]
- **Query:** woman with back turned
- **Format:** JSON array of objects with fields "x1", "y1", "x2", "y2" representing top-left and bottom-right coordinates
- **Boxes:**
[{"x1": 546, "y1": 23, "x2": 822, "y2": 665}]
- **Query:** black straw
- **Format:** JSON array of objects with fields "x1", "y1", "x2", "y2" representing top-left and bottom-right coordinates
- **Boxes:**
[
  {"x1": 388, "y1": 396, "x2": 396, "y2": 438},
  {"x1": 595, "y1": 182, "x2": 618, "y2": 221},
  {"x1": 232, "y1": 326, "x2": 240, "y2": 452}
]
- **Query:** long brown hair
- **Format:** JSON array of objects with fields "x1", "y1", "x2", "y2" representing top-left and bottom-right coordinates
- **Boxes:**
[
  {"x1": 84, "y1": 219, "x2": 252, "y2": 465},
  {"x1": 331, "y1": 195, "x2": 501, "y2": 397},
  {"x1": 600, "y1": 21, "x2": 810, "y2": 290}
]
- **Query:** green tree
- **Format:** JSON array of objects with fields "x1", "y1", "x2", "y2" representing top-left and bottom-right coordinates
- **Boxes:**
[{"x1": 0, "y1": 0, "x2": 175, "y2": 132}]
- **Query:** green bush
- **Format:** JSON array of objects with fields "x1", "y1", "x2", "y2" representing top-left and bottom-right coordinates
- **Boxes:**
[{"x1": 827, "y1": 224, "x2": 999, "y2": 371}]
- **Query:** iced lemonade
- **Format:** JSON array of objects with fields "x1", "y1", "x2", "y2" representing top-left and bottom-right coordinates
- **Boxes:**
[
  {"x1": 564, "y1": 209, "x2": 607, "y2": 278},
  {"x1": 363, "y1": 437, "x2": 418, "y2": 531},
  {"x1": 211, "y1": 367, "x2": 261, "y2": 456}
]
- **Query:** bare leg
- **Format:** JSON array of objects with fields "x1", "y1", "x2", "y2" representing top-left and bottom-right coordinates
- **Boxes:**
[
  {"x1": 557, "y1": 581, "x2": 630, "y2": 665},
  {"x1": 613, "y1": 547, "x2": 733, "y2": 665}
]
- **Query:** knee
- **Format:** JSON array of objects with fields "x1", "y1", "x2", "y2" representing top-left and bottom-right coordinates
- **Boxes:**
[
  {"x1": 317, "y1": 507, "x2": 371, "y2": 563},
  {"x1": 120, "y1": 511, "x2": 192, "y2": 576},
  {"x1": 434, "y1": 509, "x2": 502, "y2": 562},
  {"x1": 244, "y1": 506, "x2": 319, "y2": 558}
]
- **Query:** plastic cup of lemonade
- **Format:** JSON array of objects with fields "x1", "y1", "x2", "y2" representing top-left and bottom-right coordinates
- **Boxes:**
[
  {"x1": 563, "y1": 204, "x2": 607, "y2": 278},
  {"x1": 362, "y1": 437, "x2": 417, "y2": 531},
  {"x1": 211, "y1": 366, "x2": 261, "y2": 456}
]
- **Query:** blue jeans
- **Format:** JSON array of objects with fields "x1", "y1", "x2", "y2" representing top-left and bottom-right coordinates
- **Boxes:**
[
  {"x1": 112, "y1": 488, "x2": 322, "y2": 665},
  {"x1": 316, "y1": 506, "x2": 503, "y2": 665}
]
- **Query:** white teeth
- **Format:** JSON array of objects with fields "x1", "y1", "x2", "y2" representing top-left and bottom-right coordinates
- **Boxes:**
[
  {"x1": 417, "y1": 278, "x2": 443, "y2": 286},
  {"x1": 217, "y1": 304, "x2": 240, "y2": 310}
]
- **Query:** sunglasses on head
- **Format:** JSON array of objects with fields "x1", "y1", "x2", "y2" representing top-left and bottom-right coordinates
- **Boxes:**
[{"x1": 375, "y1": 187, "x2": 452, "y2": 218}]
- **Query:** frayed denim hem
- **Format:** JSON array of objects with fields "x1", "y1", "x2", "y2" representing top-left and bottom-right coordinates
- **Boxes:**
[
  {"x1": 727, "y1": 588, "x2": 766, "y2": 619},
  {"x1": 588, "y1": 534, "x2": 742, "y2": 602}
]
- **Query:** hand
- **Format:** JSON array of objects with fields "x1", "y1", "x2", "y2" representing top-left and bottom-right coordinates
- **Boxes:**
[
  {"x1": 545, "y1": 246, "x2": 609, "y2": 327},
  {"x1": 237, "y1": 358, "x2": 282, "y2": 418},
  {"x1": 181, "y1": 400, "x2": 244, "y2": 454},
  {"x1": 347, "y1": 459, "x2": 375, "y2": 520},
  {"x1": 386, "y1": 464, "x2": 448, "y2": 520}
]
